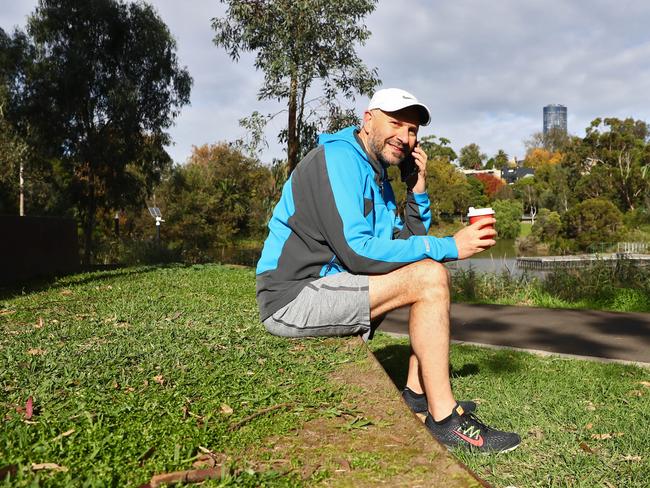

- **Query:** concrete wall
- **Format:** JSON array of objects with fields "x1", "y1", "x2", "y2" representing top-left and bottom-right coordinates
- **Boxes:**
[{"x1": 0, "y1": 216, "x2": 80, "y2": 285}]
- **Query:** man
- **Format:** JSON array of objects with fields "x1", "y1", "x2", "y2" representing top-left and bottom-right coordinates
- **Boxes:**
[{"x1": 255, "y1": 88, "x2": 521, "y2": 453}]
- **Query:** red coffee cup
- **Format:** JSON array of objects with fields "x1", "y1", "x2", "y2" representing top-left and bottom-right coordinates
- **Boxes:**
[{"x1": 467, "y1": 207, "x2": 495, "y2": 229}]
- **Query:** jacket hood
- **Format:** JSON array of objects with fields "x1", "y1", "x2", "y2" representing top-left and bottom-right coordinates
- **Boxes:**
[{"x1": 318, "y1": 126, "x2": 384, "y2": 180}]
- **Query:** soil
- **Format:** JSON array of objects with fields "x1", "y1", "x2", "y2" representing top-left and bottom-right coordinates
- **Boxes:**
[{"x1": 256, "y1": 337, "x2": 488, "y2": 487}]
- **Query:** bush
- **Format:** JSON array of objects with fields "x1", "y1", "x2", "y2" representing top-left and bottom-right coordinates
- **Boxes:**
[
  {"x1": 532, "y1": 208, "x2": 562, "y2": 243},
  {"x1": 492, "y1": 199, "x2": 523, "y2": 239},
  {"x1": 562, "y1": 198, "x2": 624, "y2": 251}
]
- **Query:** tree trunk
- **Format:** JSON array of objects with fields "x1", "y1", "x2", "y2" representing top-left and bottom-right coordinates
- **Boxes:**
[
  {"x1": 287, "y1": 74, "x2": 298, "y2": 174},
  {"x1": 83, "y1": 164, "x2": 96, "y2": 266}
]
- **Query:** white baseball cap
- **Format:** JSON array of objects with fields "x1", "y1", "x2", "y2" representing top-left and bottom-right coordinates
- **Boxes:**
[{"x1": 367, "y1": 88, "x2": 431, "y2": 126}]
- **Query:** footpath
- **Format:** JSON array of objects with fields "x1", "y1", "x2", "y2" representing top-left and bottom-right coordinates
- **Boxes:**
[{"x1": 381, "y1": 303, "x2": 650, "y2": 365}]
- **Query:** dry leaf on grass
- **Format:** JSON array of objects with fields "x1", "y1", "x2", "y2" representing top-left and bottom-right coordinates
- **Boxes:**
[
  {"x1": 60, "y1": 290, "x2": 73, "y2": 296},
  {"x1": 621, "y1": 455, "x2": 642, "y2": 462},
  {"x1": 585, "y1": 423, "x2": 594, "y2": 430},
  {"x1": 579, "y1": 442, "x2": 595, "y2": 454},
  {"x1": 52, "y1": 429, "x2": 75, "y2": 442},
  {"x1": 35, "y1": 317, "x2": 44, "y2": 329},
  {"x1": 591, "y1": 433, "x2": 624, "y2": 440},
  {"x1": 25, "y1": 396, "x2": 33, "y2": 420},
  {"x1": 628, "y1": 390, "x2": 643, "y2": 397},
  {"x1": 27, "y1": 348, "x2": 46, "y2": 356},
  {"x1": 153, "y1": 375, "x2": 164, "y2": 385},
  {"x1": 639, "y1": 381, "x2": 650, "y2": 388},
  {"x1": 31, "y1": 463, "x2": 68, "y2": 472},
  {"x1": 220, "y1": 404, "x2": 233, "y2": 415}
]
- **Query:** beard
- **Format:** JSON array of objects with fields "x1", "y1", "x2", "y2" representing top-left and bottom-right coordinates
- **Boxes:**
[{"x1": 367, "y1": 134, "x2": 407, "y2": 166}]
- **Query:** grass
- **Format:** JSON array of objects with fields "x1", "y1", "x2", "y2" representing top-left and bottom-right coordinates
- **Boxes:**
[
  {"x1": 0, "y1": 265, "x2": 364, "y2": 486},
  {"x1": 369, "y1": 333, "x2": 650, "y2": 488},
  {"x1": 2, "y1": 265, "x2": 649, "y2": 487},
  {"x1": 451, "y1": 262, "x2": 650, "y2": 313}
]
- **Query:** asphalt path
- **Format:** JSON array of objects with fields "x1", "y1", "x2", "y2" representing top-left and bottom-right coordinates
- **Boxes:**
[{"x1": 380, "y1": 304, "x2": 650, "y2": 365}]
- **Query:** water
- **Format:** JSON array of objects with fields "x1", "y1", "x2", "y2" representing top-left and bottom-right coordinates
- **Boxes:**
[{"x1": 445, "y1": 239, "x2": 543, "y2": 277}]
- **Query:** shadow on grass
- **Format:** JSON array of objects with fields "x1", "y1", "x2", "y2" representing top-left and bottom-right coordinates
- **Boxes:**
[
  {"x1": 0, "y1": 263, "x2": 185, "y2": 301},
  {"x1": 372, "y1": 344, "x2": 487, "y2": 390}
]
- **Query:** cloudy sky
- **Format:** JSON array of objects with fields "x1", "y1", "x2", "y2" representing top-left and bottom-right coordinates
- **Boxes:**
[{"x1": 2, "y1": 0, "x2": 649, "y2": 165}]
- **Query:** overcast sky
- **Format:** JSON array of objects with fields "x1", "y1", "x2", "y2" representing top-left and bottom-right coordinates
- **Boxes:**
[{"x1": 2, "y1": 0, "x2": 649, "y2": 165}]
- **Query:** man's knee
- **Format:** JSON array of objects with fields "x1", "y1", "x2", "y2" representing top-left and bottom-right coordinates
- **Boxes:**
[{"x1": 412, "y1": 259, "x2": 450, "y2": 299}]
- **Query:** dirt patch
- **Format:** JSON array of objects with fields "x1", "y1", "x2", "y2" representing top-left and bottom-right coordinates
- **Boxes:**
[{"x1": 257, "y1": 337, "x2": 487, "y2": 487}]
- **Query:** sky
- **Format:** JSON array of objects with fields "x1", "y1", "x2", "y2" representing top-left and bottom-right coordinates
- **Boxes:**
[{"x1": 2, "y1": 0, "x2": 650, "y2": 165}]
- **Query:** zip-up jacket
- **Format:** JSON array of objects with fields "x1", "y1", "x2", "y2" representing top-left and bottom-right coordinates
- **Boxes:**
[{"x1": 255, "y1": 126, "x2": 458, "y2": 321}]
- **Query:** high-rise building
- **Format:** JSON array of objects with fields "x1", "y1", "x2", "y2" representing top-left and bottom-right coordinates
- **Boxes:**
[{"x1": 543, "y1": 104, "x2": 567, "y2": 135}]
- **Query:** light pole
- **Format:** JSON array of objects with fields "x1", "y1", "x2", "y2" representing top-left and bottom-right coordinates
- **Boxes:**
[{"x1": 147, "y1": 206, "x2": 164, "y2": 243}]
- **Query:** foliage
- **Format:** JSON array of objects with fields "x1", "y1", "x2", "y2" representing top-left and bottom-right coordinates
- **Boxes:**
[
  {"x1": 7, "y1": 0, "x2": 192, "y2": 263},
  {"x1": 562, "y1": 198, "x2": 624, "y2": 251},
  {"x1": 524, "y1": 147, "x2": 563, "y2": 169},
  {"x1": 458, "y1": 142, "x2": 486, "y2": 170},
  {"x1": 212, "y1": 0, "x2": 380, "y2": 172},
  {"x1": 511, "y1": 177, "x2": 538, "y2": 214},
  {"x1": 485, "y1": 149, "x2": 508, "y2": 170},
  {"x1": 492, "y1": 199, "x2": 523, "y2": 239},
  {"x1": 579, "y1": 118, "x2": 650, "y2": 211},
  {"x1": 154, "y1": 143, "x2": 271, "y2": 262},
  {"x1": 419, "y1": 134, "x2": 457, "y2": 163},
  {"x1": 471, "y1": 173, "x2": 505, "y2": 200},
  {"x1": 531, "y1": 208, "x2": 562, "y2": 243}
]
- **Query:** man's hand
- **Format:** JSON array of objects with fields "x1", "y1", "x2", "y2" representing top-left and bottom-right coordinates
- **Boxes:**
[
  {"x1": 453, "y1": 219, "x2": 497, "y2": 259},
  {"x1": 405, "y1": 145, "x2": 428, "y2": 193}
]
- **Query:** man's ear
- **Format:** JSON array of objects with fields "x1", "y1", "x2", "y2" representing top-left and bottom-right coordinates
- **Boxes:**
[{"x1": 361, "y1": 110, "x2": 373, "y2": 133}]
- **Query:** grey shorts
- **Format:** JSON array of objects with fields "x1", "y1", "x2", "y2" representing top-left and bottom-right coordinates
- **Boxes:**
[{"x1": 263, "y1": 272, "x2": 372, "y2": 339}]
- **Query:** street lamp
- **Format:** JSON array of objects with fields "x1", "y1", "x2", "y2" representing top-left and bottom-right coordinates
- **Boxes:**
[{"x1": 147, "y1": 206, "x2": 165, "y2": 243}]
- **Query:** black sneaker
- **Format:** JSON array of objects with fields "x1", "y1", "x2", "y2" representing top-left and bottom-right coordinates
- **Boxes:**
[
  {"x1": 424, "y1": 404, "x2": 521, "y2": 453},
  {"x1": 402, "y1": 387, "x2": 477, "y2": 414}
]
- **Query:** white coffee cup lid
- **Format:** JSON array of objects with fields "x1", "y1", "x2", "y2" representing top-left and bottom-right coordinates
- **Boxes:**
[{"x1": 467, "y1": 207, "x2": 494, "y2": 217}]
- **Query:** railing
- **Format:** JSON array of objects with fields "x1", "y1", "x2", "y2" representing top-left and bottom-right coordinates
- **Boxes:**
[{"x1": 617, "y1": 242, "x2": 649, "y2": 254}]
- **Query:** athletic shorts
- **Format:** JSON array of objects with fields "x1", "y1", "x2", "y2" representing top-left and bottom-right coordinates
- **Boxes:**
[{"x1": 263, "y1": 272, "x2": 373, "y2": 339}]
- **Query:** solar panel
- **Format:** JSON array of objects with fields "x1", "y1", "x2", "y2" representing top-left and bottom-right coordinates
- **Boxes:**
[{"x1": 148, "y1": 207, "x2": 162, "y2": 219}]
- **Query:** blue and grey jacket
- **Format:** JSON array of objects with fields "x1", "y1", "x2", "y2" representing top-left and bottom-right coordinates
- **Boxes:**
[{"x1": 255, "y1": 126, "x2": 458, "y2": 321}]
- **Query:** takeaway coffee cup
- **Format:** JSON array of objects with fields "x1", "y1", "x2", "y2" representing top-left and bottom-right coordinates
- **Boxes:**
[{"x1": 467, "y1": 207, "x2": 495, "y2": 229}]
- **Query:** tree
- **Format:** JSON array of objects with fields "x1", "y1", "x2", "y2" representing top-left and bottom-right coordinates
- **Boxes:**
[
  {"x1": 485, "y1": 149, "x2": 508, "y2": 169},
  {"x1": 562, "y1": 198, "x2": 624, "y2": 251},
  {"x1": 155, "y1": 143, "x2": 270, "y2": 261},
  {"x1": 532, "y1": 208, "x2": 562, "y2": 243},
  {"x1": 212, "y1": 0, "x2": 380, "y2": 173},
  {"x1": 492, "y1": 199, "x2": 523, "y2": 240},
  {"x1": 524, "y1": 147, "x2": 562, "y2": 169},
  {"x1": 580, "y1": 118, "x2": 650, "y2": 211},
  {"x1": 472, "y1": 173, "x2": 505, "y2": 200},
  {"x1": 18, "y1": 0, "x2": 192, "y2": 263},
  {"x1": 458, "y1": 143, "x2": 486, "y2": 170},
  {"x1": 525, "y1": 128, "x2": 570, "y2": 153}
]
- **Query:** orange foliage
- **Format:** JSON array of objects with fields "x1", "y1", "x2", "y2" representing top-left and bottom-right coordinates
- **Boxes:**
[
  {"x1": 525, "y1": 148, "x2": 562, "y2": 169},
  {"x1": 473, "y1": 173, "x2": 505, "y2": 198}
]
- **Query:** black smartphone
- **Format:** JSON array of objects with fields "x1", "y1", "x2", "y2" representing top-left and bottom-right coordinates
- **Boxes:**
[{"x1": 399, "y1": 142, "x2": 418, "y2": 182}]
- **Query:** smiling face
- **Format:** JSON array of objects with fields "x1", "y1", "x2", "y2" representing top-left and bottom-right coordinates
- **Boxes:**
[{"x1": 360, "y1": 107, "x2": 420, "y2": 166}]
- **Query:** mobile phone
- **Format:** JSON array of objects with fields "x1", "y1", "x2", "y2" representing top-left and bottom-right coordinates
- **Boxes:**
[{"x1": 399, "y1": 142, "x2": 418, "y2": 182}]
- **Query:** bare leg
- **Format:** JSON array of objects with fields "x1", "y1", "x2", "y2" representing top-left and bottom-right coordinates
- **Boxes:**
[{"x1": 369, "y1": 259, "x2": 455, "y2": 421}]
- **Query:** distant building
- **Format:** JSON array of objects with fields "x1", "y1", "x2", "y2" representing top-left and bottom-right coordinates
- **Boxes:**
[
  {"x1": 543, "y1": 104, "x2": 567, "y2": 135},
  {"x1": 460, "y1": 168, "x2": 502, "y2": 179},
  {"x1": 501, "y1": 166, "x2": 534, "y2": 184}
]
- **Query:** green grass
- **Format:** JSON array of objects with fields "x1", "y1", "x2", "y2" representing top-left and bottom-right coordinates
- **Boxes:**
[
  {"x1": 0, "y1": 265, "x2": 363, "y2": 487},
  {"x1": 2, "y1": 265, "x2": 649, "y2": 487},
  {"x1": 451, "y1": 265, "x2": 650, "y2": 313},
  {"x1": 369, "y1": 333, "x2": 650, "y2": 488}
]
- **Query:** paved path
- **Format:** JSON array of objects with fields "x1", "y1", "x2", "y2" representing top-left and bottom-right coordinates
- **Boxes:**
[{"x1": 380, "y1": 304, "x2": 650, "y2": 364}]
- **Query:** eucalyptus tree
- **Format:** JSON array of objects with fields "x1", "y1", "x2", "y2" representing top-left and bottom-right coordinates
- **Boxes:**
[
  {"x1": 20, "y1": 0, "x2": 192, "y2": 263},
  {"x1": 212, "y1": 0, "x2": 380, "y2": 173}
]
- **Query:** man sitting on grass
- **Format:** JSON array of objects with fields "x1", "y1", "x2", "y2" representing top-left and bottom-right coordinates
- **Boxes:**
[{"x1": 255, "y1": 88, "x2": 521, "y2": 453}]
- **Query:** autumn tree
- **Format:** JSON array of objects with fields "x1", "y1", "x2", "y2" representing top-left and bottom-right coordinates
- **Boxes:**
[
  {"x1": 472, "y1": 173, "x2": 505, "y2": 200},
  {"x1": 212, "y1": 0, "x2": 380, "y2": 173},
  {"x1": 16, "y1": 0, "x2": 192, "y2": 263},
  {"x1": 525, "y1": 147, "x2": 563, "y2": 169}
]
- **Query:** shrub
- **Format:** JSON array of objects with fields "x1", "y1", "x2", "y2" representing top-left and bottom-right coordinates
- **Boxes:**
[
  {"x1": 562, "y1": 198, "x2": 624, "y2": 251},
  {"x1": 492, "y1": 199, "x2": 523, "y2": 239}
]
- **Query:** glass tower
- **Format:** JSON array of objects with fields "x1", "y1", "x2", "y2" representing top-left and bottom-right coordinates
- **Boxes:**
[{"x1": 543, "y1": 104, "x2": 567, "y2": 135}]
